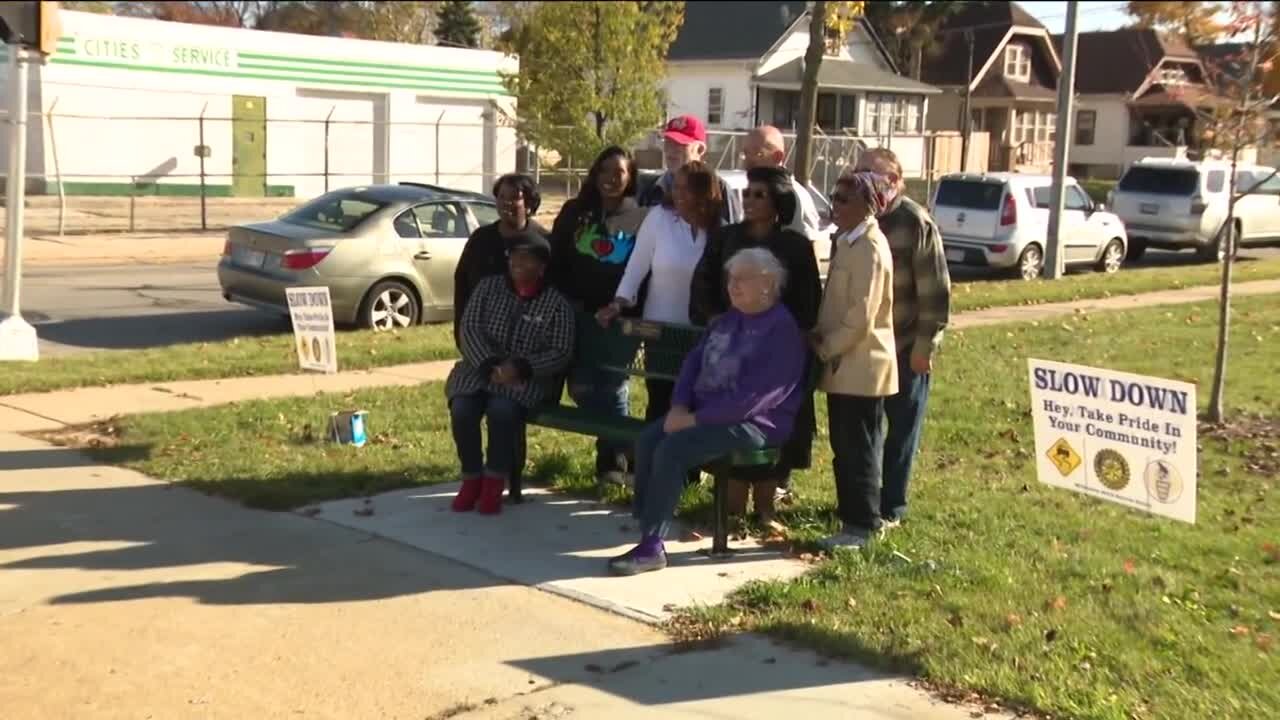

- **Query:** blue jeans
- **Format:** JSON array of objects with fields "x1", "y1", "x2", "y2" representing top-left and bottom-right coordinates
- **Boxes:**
[
  {"x1": 450, "y1": 392, "x2": 526, "y2": 479},
  {"x1": 632, "y1": 420, "x2": 768, "y2": 538},
  {"x1": 568, "y1": 365, "x2": 631, "y2": 475},
  {"x1": 881, "y1": 350, "x2": 931, "y2": 521}
]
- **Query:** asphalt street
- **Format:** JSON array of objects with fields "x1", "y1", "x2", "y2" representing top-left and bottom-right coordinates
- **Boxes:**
[{"x1": 6, "y1": 245, "x2": 1279, "y2": 356}]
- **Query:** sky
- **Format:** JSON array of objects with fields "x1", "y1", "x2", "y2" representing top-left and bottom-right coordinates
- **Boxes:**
[{"x1": 1024, "y1": 1, "x2": 1135, "y2": 34}]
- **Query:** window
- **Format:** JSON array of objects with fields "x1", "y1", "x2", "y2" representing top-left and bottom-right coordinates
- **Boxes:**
[
  {"x1": 839, "y1": 94, "x2": 857, "y2": 131},
  {"x1": 1076, "y1": 110, "x2": 1097, "y2": 145},
  {"x1": 817, "y1": 93, "x2": 837, "y2": 131},
  {"x1": 1065, "y1": 185, "x2": 1092, "y2": 211},
  {"x1": 468, "y1": 202, "x2": 500, "y2": 228},
  {"x1": 1117, "y1": 166, "x2": 1199, "y2": 195},
  {"x1": 823, "y1": 23, "x2": 842, "y2": 56},
  {"x1": 1157, "y1": 66, "x2": 1187, "y2": 85},
  {"x1": 1013, "y1": 110, "x2": 1055, "y2": 144},
  {"x1": 1004, "y1": 43, "x2": 1031, "y2": 81},
  {"x1": 866, "y1": 94, "x2": 921, "y2": 135},
  {"x1": 772, "y1": 90, "x2": 799, "y2": 129},
  {"x1": 1206, "y1": 170, "x2": 1226, "y2": 193},
  {"x1": 414, "y1": 203, "x2": 466, "y2": 237},
  {"x1": 934, "y1": 179, "x2": 1004, "y2": 209},
  {"x1": 280, "y1": 190, "x2": 387, "y2": 232},
  {"x1": 1031, "y1": 186, "x2": 1053, "y2": 209},
  {"x1": 393, "y1": 210, "x2": 421, "y2": 238},
  {"x1": 707, "y1": 87, "x2": 724, "y2": 126}
]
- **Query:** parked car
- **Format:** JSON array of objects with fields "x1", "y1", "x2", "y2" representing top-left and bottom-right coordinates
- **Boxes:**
[
  {"x1": 929, "y1": 173, "x2": 1128, "y2": 280},
  {"x1": 1108, "y1": 157, "x2": 1280, "y2": 262},
  {"x1": 217, "y1": 182, "x2": 498, "y2": 330}
]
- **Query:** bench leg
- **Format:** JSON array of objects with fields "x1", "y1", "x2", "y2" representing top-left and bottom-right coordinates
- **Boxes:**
[{"x1": 709, "y1": 473, "x2": 733, "y2": 558}]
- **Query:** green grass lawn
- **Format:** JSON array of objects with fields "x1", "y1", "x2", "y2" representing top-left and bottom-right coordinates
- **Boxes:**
[
  {"x1": 952, "y1": 257, "x2": 1280, "y2": 313},
  {"x1": 66, "y1": 294, "x2": 1280, "y2": 720},
  {"x1": 0, "y1": 323, "x2": 457, "y2": 397}
]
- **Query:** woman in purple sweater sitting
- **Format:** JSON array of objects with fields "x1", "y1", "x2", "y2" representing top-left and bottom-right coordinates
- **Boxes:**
[{"x1": 609, "y1": 247, "x2": 808, "y2": 575}]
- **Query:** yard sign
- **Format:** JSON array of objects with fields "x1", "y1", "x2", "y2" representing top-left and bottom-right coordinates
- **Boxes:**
[
  {"x1": 1027, "y1": 358, "x2": 1197, "y2": 523},
  {"x1": 285, "y1": 286, "x2": 337, "y2": 374}
]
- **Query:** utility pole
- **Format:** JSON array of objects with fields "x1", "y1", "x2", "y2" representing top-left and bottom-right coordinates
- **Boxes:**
[
  {"x1": 1044, "y1": 0, "x2": 1080, "y2": 280},
  {"x1": 960, "y1": 30, "x2": 974, "y2": 172},
  {"x1": 1, "y1": 44, "x2": 38, "y2": 361}
]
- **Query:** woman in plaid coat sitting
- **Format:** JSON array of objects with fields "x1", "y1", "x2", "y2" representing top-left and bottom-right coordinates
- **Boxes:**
[{"x1": 445, "y1": 231, "x2": 575, "y2": 515}]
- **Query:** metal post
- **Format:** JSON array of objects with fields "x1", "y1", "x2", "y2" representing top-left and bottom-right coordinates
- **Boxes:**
[
  {"x1": 323, "y1": 105, "x2": 335, "y2": 192},
  {"x1": 198, "y1": 102, "x2": 208, "y2": 231},
  {"x1": 46, "y1": 97, "x2": 64, "y2": 237},
  {"x1": 1, "y1": 44, "x2": 38, "y2": 362},
  {"x1": 1045, "y1": 1, "x2": 1080, "y2": 280},
  {"x1": 434, "y1": 110, "x2": 446, "y2": 184},
  {"x1": 960, "y1": 30, "x2": 974, "y2": 172}
]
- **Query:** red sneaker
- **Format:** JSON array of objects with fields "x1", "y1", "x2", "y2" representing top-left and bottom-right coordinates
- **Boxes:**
[
  {"x1": 451, "y1": 477, "x2": 483, "y2": 512},
  {"x1": 476, "y1": 476, "x2": 506, "y2": 515}
]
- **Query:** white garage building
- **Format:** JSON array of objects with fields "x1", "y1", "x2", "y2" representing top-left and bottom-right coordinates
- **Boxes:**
[{"x1": 0, "y1": 10, "x2": 518, "y2": 199}]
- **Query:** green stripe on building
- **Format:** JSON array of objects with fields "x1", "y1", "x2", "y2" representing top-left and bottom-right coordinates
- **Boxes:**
[
  {"x1": 48, "y1": 56, "x2": 511, "y2": 96},
  {"x1": 236, "y1": 61, "x2": 505, "y2": 90},
  {"x1": 238, "y1": 51, "x2": 500, "y2": 79},
  {"x1": 48, "y1": 181, "x2": 296, "y2": 198}
]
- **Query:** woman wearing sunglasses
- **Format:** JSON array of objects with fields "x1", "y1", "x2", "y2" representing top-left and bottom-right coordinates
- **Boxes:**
[
  {"x1": 810, "y1": 171, "x2": 898, "y2": 552},
  {"x1": 689, "y1": 165, "x2": 821, "y2": 523}
]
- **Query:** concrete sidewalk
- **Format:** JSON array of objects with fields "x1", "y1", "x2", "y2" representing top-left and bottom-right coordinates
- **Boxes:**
[{"x1": 0, "y1": 432, "x2": 999, "y2": 720}]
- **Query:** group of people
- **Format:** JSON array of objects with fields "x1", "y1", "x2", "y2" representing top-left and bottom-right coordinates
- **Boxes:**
[{"x1": 443, "y1": 114, "x2": 951, "y2": 575}]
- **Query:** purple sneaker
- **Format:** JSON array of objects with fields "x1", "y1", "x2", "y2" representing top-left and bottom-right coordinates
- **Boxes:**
[{"x1": 608, "y1": 538, "x2": 667, "y2": 576}]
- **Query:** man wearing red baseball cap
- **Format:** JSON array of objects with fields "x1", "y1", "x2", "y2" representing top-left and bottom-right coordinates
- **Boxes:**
[{"x1": 639, "y1": 114, "x2": 741, "y2": 223}]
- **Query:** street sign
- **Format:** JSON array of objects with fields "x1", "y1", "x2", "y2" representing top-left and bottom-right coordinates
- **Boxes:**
[
  {"x1": 1028, "y1": 358, "x2": 1198, "y2": 523},
  {"x1": 285, "y1": 286, "x2": 337, "y2": 374}
]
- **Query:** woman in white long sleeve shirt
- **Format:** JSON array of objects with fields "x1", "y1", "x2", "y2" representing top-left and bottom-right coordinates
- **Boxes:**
[{"x1": 597, "y1": 161, "x2": 723, "y2": 422}]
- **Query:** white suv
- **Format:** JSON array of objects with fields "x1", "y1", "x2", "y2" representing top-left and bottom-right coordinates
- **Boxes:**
[
  {"x1": 1110, "y1": 158, "x2": 1280, "y2": 262},
  {"x1": 930, "y1": 173, "x2": 1128, "y2": 280}
]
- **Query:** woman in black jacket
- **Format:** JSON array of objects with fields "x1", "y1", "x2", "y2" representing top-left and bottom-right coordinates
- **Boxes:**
[
  {"x1": 453, "y1": 173, "x2": 546, "y2": 347},
  {"x1": 688, "y1": 165, "x2": 822, "y2": 522},
  {"x1": 549, "y1": 146, "x2": 649, "y2": 485}
]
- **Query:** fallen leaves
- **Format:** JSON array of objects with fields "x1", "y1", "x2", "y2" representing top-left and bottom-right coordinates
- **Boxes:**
[
  {"x1": 1004, "y1": 613, "x2": 1024, "y2": 630},
  {"x1": 1047, "y1": 595, "x2": 1069, "y2": 612},
  {"x1": 1123, "y1": 558, "x2": 1136, "y2": 575}
]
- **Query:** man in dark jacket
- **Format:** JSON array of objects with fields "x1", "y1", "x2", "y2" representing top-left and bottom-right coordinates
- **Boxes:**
[{"x1": 638, "y1": 115, "x2": 741, "y2": 224}]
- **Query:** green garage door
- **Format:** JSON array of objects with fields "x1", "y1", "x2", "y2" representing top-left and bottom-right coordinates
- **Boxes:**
[{"x1": 232, "y1": 95, "x2": 267, "y2": 197}]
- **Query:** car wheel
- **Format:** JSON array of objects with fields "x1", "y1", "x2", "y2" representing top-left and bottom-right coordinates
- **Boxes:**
[
  {"x1": 1096, "y1": 238, "x2": 1125, "y2": 274},
  {"x1": 360, "y1": 280, "x2": 420, "y2": 331},
  {"x1": 1017, "y1": 244, "x2": 1044, "y2": 280},
  {"x1": 1198, "y1": 223, "x2": 1237, "y2": 263},
  {"x1": 1125, "y1": 239, "x2": 1147, "y2": 263}
]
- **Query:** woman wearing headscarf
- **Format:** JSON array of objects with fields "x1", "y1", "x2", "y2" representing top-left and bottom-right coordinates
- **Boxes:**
[
  {"x1": 688, "y1": 165, "x2": 821, "y2": 522},
  {"x1": 811, "y1": 171, "x2": 898, "y2": 551},
  {"x1": 549, "y1": 146, "x2": 649, "y2": 485}
]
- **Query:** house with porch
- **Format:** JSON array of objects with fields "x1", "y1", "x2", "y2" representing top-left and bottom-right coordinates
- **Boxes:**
[
  {"x1": 921, "y1": 1, "x2": 1061, "y2": 174},
  {"x1": 660, "y1": 1, "x2": 942, "y2": 177},
  {"x1": 1058, "y1": 29, "x2": 1241, "y2": 179}
]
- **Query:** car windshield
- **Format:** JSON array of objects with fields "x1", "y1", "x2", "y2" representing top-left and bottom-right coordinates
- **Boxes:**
[
  {"x1": 1118, "y1": 167, "x2": 1199, "y2": 195},
  {"x1": 280, "y1": 191, "x2": 389, "y2": 232},
  {"x1": 935, "y1": 180, "x2": 1003, "y2": 209}
]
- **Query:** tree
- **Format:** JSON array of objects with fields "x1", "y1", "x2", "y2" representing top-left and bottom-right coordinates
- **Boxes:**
[
  {"x1": 864, "y1": 1, "x2": 956, "y2": 80},
  {"x1": 794, "y1": 1, "x2": 865, "y2": 185},
  {"x1": 115, "y1": 1, "x2": 251, "y2": 27},
  {"x1": 1181, "y1": 2, "x2": 1280, "y2": 422},
  {"x1": 435, "y1": 0, "x2": 481, "y2": 48},
  {"x1": 60, "y1": 1, "x2": 116, "y2": 13},
  {"x1": 1126, "y1": 1, "x2": 1226, "y2": 46},
  {"x1": 497, "y1": 1, "x2": 684, "y2": 168}
]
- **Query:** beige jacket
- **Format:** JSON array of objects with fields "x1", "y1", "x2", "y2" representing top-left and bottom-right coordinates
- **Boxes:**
[{"x1": 814, "y1": 219, "x2": 898, "y2": 397}]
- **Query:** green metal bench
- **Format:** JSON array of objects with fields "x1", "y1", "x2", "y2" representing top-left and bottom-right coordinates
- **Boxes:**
[{"x1": 528, "y1": 312, "x2": 782, "y2": 557}]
